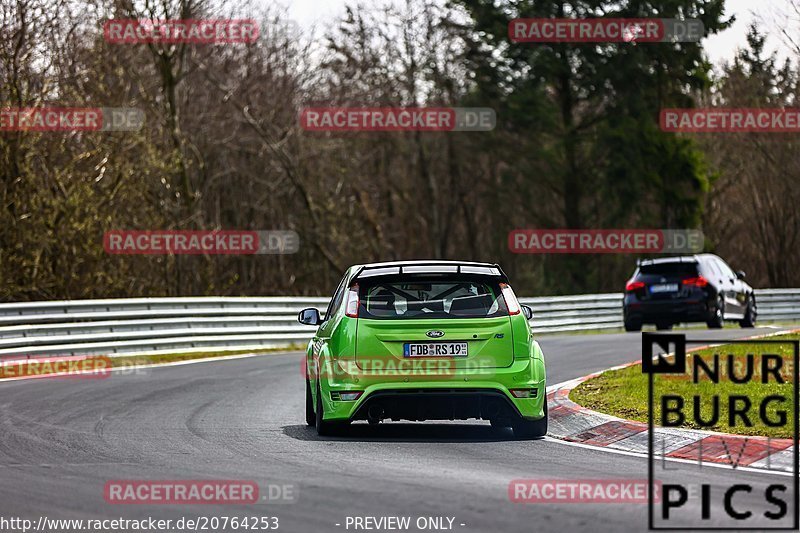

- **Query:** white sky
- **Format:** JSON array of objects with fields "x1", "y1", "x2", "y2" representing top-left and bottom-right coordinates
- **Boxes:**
[{"x1": 283, "y1": 0, "x2": 798, "y2": 66}]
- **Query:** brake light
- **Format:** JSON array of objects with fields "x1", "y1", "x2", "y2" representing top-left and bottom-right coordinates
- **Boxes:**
[
  {"x1": 683, "y1": 276, "x2": 709, "y2": 288},
  {"x1": 500, "y1": 283, "x2": 521, "y2": 315},
  {"x1": 345, "y1": 284, "x2": 359, "y2": 318},
  {"x1": 626, "y1": 281, "x2": 645, "y2": 292}
]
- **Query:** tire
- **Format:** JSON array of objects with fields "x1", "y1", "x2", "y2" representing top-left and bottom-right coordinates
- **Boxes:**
[
  {"x1": 512, "y1": 403, "x2": 548, "y2": 439},
  {"x1": 707, "y1": 297, "x2": 724, "y2": 329},
  {"x1": 305, "y1": 378, "x2": 315, "y2": 426},
  {"x1": 624, "y1": 319, "x2": 642, "y2": 332},
  {"x1": 740, "y1": 296, "x2": 757, "y2": 328},
  {"x1": 315, "y1": 380, "x2": 346, "y2": 437},
  {"x1": 656, "y1": 323, "x2": 673, "y2": 331}
]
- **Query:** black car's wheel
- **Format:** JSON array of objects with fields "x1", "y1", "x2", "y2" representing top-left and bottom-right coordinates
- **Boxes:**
[
  {"x1": 512, "y1": 403, "x2": 548, "y2": 439},
  {"x1": 305, "y1": 378, "x2": 315, "y2": 426},
  {"x1": 740, "y1": 296, "x2": 757, "y2": 328},
  {"x1": 624, "y1": 319, "x2": 642, "y2": 332},
  {"x1": 656, "y1": 323, "x2": 673, "y2": 331},
  {"x1": 707, "y1": 297, "x2": 724, "y2": 329},
  {"x1": 315, "y1": 381, "x2": 346, "y2": 437}
]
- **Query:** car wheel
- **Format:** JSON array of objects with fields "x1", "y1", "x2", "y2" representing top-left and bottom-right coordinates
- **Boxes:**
[
  {"x1": 305, "y1": 378, "x2": 315, "y2": 426},
  {"x1": 512, "y1": 403, "x2": 548, "y2": 439},
  {"x1": 656, "y1": 323, "x2": 673, "y2": 331},
  {"x1": 315, "y1": 380, "x2": 346, "y2": 437},
  {"x1": 707, "y1": 297, "x2": 724, "y2": 329},
  {"x1": 624, "y1": 319, "x2": 642, "y2": 332},
  {"x1": 740, "y1": 296, "x2": 757, "y2": 328}
]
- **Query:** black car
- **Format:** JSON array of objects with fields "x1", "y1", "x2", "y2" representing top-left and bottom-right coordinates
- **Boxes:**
[{"x1": 622, "y1": 254, "x2": 756, "y2": 331}]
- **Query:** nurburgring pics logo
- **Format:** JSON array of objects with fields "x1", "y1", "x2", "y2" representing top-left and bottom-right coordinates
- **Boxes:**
[
  {"x1": 0, "y1": 107, "x2": 144, "y2": 132},
  {"x1": 661, "y1": 109, "x2": 800, "y2": 133},
  {"x1": 103, "y1": 19, "x2": 259, "y2": 44},
  {"x1": 300, "y1": 107, "x2": 496, "y2": 132},
  {"x1": 644, "y1": 333, "x2": 799, "y2": 530},
  {"x1": 509, "y1": 18, "x2": 704, "y2": 43},
  {"x1": 103, "y1": 230, "x2": 300, "y2": 255},
  {"x1": 508, "y1": 229, "x2": 704, "y2": 254}
]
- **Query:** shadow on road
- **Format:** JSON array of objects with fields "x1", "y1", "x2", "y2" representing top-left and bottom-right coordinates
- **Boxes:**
[{"x1": 282, "y1": 423, "x2": 543, "y2": 443}]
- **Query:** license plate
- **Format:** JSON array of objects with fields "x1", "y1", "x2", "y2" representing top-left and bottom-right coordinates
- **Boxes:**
[
  {"x1": 650, "y1": 283, "x2": 679, "y2": 293},
  {"x1": 404, "y1": 342, "x2": 468, "y2": 357}
]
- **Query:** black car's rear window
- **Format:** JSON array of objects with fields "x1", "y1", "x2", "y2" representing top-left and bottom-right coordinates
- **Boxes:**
[
  {"x1": 358, "y1": 279, "x2": 508, "y2": 320},
  {"x1": 639, "y1": 262, "x2": 698, "y2": 276}
]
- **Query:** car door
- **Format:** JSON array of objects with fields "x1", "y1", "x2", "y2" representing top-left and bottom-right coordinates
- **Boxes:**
[{"x1": 713, "y1": 257, "x2": 744, "y2": 316}]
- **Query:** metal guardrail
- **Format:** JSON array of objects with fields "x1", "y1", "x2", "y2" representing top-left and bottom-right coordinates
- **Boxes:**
[{"x1": 0, "y1": 290, "x2": 797, "y2": 358}]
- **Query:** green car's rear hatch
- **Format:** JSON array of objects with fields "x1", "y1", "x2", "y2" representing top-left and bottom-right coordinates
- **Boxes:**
[{"x1": 349, "y1": 265, "x2": 516, "y2": 370}]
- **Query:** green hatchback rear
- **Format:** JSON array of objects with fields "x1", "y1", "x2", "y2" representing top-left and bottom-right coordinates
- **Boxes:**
[{"x1": 298, "y1": 261, "x2": 547, "y2": 438}]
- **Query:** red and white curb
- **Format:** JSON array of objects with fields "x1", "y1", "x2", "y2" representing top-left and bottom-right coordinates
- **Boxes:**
[{"x1": 546, "y1": 330, "x2": 800, "y2": 475}]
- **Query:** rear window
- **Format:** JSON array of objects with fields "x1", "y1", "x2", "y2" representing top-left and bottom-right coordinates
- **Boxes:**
[
  {"x1": 639, "y1": 262, "x2": 698, "y2": 277},
  {"x1": 358, "y1": 279, "x2": 508, "y2": 320}
]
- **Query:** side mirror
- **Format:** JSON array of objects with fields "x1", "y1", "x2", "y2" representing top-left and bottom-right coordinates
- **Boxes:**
[
  {"x1": 736, "y1": 271, "x2": 746, "y2": 280},
  {"x1": 298, "y1": 308, "x2": 322, "y2": 326},
  {"x1": 521, "y1": 305, "x2": 534, "y2": 321}
]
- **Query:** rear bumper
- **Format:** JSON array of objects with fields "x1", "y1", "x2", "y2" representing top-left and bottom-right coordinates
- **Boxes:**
[
  {"x1": 624, "y1": 299, "x2": 713, "y2": 324},
  {"x1": 352, "y1": 389, "x2": 525, "y2": 422},
  {"x1": 317, "y1": 358, "x2": 546, "y2": 422}
]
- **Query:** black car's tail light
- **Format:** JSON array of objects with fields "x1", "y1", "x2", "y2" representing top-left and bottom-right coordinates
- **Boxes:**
[
  {"x1": 682, "y1": 276, "x2": 709, "y2": 287},
  {"x1": 625, "y1": 281, "x2": 645, "y2": 292}
]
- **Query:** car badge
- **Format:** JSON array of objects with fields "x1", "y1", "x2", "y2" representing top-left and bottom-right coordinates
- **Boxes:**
[{"x1": 426, "y1": 330, "x2": 445, "y2": 338}]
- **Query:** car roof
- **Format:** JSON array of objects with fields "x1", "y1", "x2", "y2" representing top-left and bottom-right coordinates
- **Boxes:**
[
  {"x1": 356, "y1": 260, "x2": 500, "y2": 269},
  {"x1": 639, "y1": 254, "x2": 719, "y2": 266},
  {"x1": 348, "y1": 260, "x2": 507, "y2": 282}
]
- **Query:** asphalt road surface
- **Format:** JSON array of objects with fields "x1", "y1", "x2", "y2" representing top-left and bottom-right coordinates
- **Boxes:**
[{"x1": 0, "y1": 327, "x2": 796, "y2": 532}]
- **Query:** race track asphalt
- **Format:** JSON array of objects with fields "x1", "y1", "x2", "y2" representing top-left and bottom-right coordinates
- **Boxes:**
[{"x1": 0, "y1": 327, "x2": 796, "y2": 532}]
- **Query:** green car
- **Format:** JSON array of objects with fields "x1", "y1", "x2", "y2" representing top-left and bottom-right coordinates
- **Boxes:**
[{"x1": 298, "y1": 261, "x2": 547, "y2": 438}]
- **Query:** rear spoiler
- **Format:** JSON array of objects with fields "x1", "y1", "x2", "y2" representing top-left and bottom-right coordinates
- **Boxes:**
[{"x1": 353, "y1": 262, "x2": 509, "y2": 283}]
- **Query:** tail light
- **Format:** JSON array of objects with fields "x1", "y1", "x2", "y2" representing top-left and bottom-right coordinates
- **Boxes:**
[
  {"x1": 510, "y1": 388, "x2": 539, "y2": 399},
  {"x1": 500, "y1": 282, "x2": 521, "y2": 315},
  {"x1": 683, "y1": 276, "x2": 709, "y2": 288},
  {"x1": 345, "y1": 284, "x2": 359, "y2": 318},
  {"x1": 626, "y1": 281, "x2": 645, "y2": 292}
]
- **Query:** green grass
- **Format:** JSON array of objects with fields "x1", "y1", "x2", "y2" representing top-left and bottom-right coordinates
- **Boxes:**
[{"x1": 570, "y1": 333, "x2": 799, "y2": 439}]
